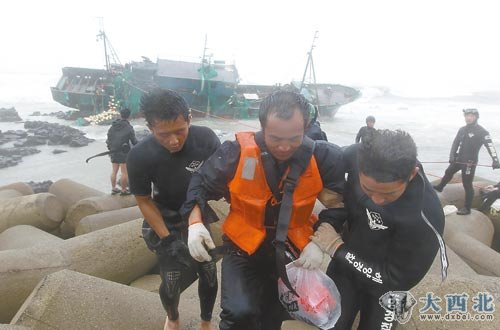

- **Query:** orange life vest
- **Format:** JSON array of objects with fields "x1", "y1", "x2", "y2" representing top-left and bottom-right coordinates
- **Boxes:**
[{"x1": 222, "y1": 132, "x2": 323, "y2": 255}]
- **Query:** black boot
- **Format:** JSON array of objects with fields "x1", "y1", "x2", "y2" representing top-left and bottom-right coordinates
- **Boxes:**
[{"x1": 456, "y1": 208, "x2": 471, "y2": 215}]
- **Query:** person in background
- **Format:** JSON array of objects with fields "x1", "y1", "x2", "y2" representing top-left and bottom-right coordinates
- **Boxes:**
[
  {"x1": 106, "y1": 108, "x2": 137, "y2": 195},
  {"x1": 127, "y1": 89, "x2": 220, "y2": 330},
  {"x1": 355, "y1": 115, "x2": 376, "y2": 144},
  {"x1": 433, "y1": 108, "x2": 500, "y2": 215}
]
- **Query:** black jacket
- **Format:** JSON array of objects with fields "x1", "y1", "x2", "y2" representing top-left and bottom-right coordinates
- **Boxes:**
[
  {"x1": 450, "y1": 123, "x2": 498, "y2": 163},
  {"x1": 106, "y1": 119, "x2": 138, "y2": 151},
  {"x1": 319, "y1": 144, "x2": 445, "y2": 297}
]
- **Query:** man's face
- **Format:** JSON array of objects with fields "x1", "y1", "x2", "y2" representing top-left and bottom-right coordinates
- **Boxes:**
[
  {"x1": 367, "y1": 121, "x2": 375, "y2": 128},
  {"x1": 148, "y1": 115, "x2": 190, "y2": 153},
  {"x1": 464, "y1": 114, "x2": 476, "y2": 125},
  {"x1": 263, "y1": 108, "x2": 305, "y2": 162},
  {"x1": 359, "y1": 170, "x2": 417, "y2": 206}
]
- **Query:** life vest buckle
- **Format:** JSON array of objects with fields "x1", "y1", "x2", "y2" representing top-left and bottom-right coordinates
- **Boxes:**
[{"x1": 270, "y1": 196, "x2": 281, "y2": 206}]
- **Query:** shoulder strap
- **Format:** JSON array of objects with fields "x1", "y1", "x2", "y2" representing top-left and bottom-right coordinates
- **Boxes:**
[{"x1": 255, "y1": 132, "x2": 316, "y2": 296}]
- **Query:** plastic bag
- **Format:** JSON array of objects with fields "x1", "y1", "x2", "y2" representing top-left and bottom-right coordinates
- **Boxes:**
[{"x1": 278, "y1": 262, "x2": 341, "y2": 329}]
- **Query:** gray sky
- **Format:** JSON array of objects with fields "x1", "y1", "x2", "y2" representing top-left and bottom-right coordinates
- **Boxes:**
[{"x1": 1, "y1": 0, "x2": 500, "y2": 97}]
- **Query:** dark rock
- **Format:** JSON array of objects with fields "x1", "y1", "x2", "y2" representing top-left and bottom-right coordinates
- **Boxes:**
[
  {"x1": 52, "y1": 149, "x2": 67, "y2": 154},
  {"x1": 0, "y1": 107, "x2": 22, "y2": 122},
  {"x1": 30, "y1": 111, "x2": 41, "y2": 116},
  {"x1": 0, "y1": 129, "x2": 28, "y2": 145},
  {"x1": 22, "y1": 121, "x2": 94, "y2": 148},
  {"x1": 0, "y1": 147, "x2": 40, "y2": 168},
  {"x1": 26, "y1": 180, "x2": 53, "y2": 193}
]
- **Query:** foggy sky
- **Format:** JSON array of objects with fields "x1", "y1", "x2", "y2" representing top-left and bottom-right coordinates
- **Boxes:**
[{"x1": 1, "y1": 0, "x2": 500, "y2": 97}]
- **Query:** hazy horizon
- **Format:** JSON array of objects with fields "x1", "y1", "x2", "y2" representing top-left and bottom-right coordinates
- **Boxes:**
[{"x1": 2, "y1": 0, "x2": 500, "y2": 99}]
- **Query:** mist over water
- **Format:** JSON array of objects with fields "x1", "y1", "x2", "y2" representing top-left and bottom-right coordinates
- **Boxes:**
[{"x1": 1, "y1": 73, "x2": 500, "y2": 192}]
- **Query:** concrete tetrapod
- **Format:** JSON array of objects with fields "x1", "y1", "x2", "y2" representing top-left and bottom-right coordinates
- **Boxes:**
[
  {"x1": 48, "y1": 178, "x2": 105, "y2": 213},
  {"x1": 61, "y1": 194, "x2": 137, "y2": 237},
  {"x1": 0, "y1": 193, "x2": 64, "y2": 233},
  {"x1": 435, "y1": 181, "x2": 493, "y2": 210},
  {"x1": 444, "y1": 209, "x2": 494, "y2": 246},
  {"x1": 0, "y1": 190, "x2": 22, "y2": 200},
  {"x1": 0, "y1": 182, "x2": 33, "y2": 196},
  {"x1": 75, "y1": 206, "x2": 143, "y2": 235},
  {"x1": 0, "y1": 219, "x2": 157, "y2": 323},
  {"x1": 11, "y1": 269, "x2": 165, "y2": 329},
  {"x1": 0, "y1": 225, "x2": 62, "y2": 251}
]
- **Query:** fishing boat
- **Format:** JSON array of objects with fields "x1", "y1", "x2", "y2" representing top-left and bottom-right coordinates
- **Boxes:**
[{"x1": 50, "y1": 30, "x2": 359, "y2": 121}]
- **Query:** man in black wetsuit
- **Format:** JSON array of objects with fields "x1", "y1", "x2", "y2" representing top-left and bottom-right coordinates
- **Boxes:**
[
  {"x1": 106, "y1": 108, "x2": 137, "y2": 195},
  {"x1": 311, "y1": 129, "x2": 448, "y2": 329},
  {"x1": 355, "y1": 115, "x2": 376, "y2": 144},
  {"x1": 433, "y1": 108, "x2": 500, "y2": 215},
  {"x1": 126, "y1": 89, "x2": 220, "y2": 330}
]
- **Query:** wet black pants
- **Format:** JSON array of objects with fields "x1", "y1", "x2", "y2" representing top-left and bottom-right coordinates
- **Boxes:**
[
  {"x1": 143, "y1": 221, "x2": 218, "y2": 322},
  {"x1": 327, "y1": 262, "x2": 398, "y2": 330},
  {"x1": 219, "y1": 242, "x2": 289, "y2": 330},
  {"x1": 436, "y1": 162, "x2": 477, "y2": 209}
]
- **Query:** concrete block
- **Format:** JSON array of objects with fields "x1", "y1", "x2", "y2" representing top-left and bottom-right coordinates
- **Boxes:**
[
  {"x1": 445, "y1": 231, "x2": 500, "y2": 276},
  {"x1": 0, "y1": 219, "x2": 157, "y2": 322},
  {"x1": 75, "y1": 206, "x2": 142, "y2": 236},
  {"x1": 62, "y1": 194, "x2": 137, "y2": 237},
  {"x1": 48, "y1": 178, "x2": 104, "y2": 213},
  {"x1": 444, "y1": 209, "x2": 494, "y2": 246},
  {"x1": 0, "y1": 190, "x2": 22, "y2": 200},
  {"x1": 399, "y1": 274, "x2": 500, "y2": 330},
  {"x1": 11, "y1": 270, "x2": 165, "y2": 329},
  {"x1": 129, "y1": 274, "x2": 162, "y2": 293},
  {"x1": 0, "y1": 193, "x2": 64, "y2": 233},
  {"x1": 0, "y1": 225, "x2": 62, "y2": 251},
  {"x1": 0, "y1": 182, "x2": 33, "y2": 196}
]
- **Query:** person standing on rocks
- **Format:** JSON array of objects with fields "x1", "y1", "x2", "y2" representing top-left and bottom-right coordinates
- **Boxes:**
[
  {"x1": 106, "y1": 108, "x2": 137, "y2": 195},
  {"x1": 181, "y1": 91, "x2": 346, "y2": 330},
  {"x1": 355, "y1": 115, "x2": 376, "y2": 144},
  {"x1": 433, "y1": 108, "x2": 500, "y2": 215},
  {"x1": 127, "y1": 89, "x2": 220, "y2": 330},
  {"x1": 312, "y1": 129, "x2": 448, "y2": 329}
]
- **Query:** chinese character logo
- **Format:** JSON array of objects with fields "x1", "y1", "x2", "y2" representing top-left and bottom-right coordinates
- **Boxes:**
[{"x1": 379, "y1": 291, "x2": 417, "y2": 324}]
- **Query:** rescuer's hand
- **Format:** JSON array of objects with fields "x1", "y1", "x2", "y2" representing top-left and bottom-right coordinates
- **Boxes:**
[
  {"x1": 296, "y1": 241, "x2": 324, "y2": 270},
  {"x1": 311, "y1": 222, "x2": 344, "y2": 258},
  {"x1": 188, "y1": 223, "x2": 215, "y2": 262}
]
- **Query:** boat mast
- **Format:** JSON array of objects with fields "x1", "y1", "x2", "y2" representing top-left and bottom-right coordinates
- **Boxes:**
[
  {"x1": 201, "y1": 34, "x2": 211, "y2": 116},
  {"x1": 299, "y1": 31, "x2": 321, "y2": 114},
  {"x1": 96, "y1": 18, "x2": 121, "y2": 72}
]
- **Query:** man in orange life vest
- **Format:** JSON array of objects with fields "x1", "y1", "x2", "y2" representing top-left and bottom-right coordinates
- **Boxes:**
[{"x1": 180, "y1": 91, "x2": 345, "y2": 329}]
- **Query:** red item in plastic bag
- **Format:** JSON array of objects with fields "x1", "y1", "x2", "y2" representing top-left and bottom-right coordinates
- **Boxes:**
[{"x1": 278, "y1": 262, "x2": 341, "y2": 329}]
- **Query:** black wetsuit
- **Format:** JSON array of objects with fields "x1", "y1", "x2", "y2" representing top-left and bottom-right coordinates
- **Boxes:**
[
  {"x1": 126, "y1": 125, "x2": 220, "y2": 322},
  {"x1": 306, "y1": 120, "x2": 328, "y2": 141},
  {"x1": 181, "y1": 135, "x2": 345, "y2": 330},
  {"x1": 355, "y1": 126, "x2": 375, "y2": 144},
  {"x1": 106, "y1": 118, "x2": 138, "y2": 163},
  {"x1": 435, "y1": 123, "x2": 499, "y2": 210},
  {"x1": 318, "y1": 144, "x2": 446, "y2": 330}
]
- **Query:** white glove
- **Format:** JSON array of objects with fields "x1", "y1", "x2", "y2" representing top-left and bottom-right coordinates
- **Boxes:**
[
  {"x1": 311, "y1": 222, "x2": 344, "y2": 257},
  {"x1": 295, "y1": 241, "x2": 323, "y2": 270},
  {"x1": 188, "y1": 223, "x2": 215, "y2": 262}
]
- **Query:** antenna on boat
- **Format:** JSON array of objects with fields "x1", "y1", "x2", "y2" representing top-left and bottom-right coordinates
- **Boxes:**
[
  {"x1": 200, "y1": 34, "x2": 211, "y2": 116},
  {"x1": 96, "y1": 18, "x2": 121, "y2": 72},
  {"x1": 299, "y1": 31, "x2": 321, "y2": 116}
]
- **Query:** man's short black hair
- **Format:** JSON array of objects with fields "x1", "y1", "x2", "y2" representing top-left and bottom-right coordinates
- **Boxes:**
[
  {"x1": 358, "y1": 129, "x2": 417, "y2": 182},
  {"x1": 258, "y1": 90, "x2": 310, "y2": 129},
  {"x1": 140, "y1": 88, "x2": 190, "y2": 126},
  {"x1": 120, "y1": 108, "x2": 131, "y2": 119},
  {"x1": 366, "y1": 115, "x2": 376, "y2": 124}
]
